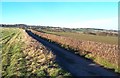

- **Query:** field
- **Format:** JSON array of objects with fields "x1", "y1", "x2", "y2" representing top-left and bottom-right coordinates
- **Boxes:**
[
  {"x1": 1, "y1": 27, "x2": 119, "y2": 77},
  {"x1": 40, "y1": 29, "x2": 118, "y2": 45},
  {"x1": 31, "y1": 29, "x2": 119, "y2": 73},
  {"x1": 1, "y1": 28, "x2": 71, "y2": 77}
]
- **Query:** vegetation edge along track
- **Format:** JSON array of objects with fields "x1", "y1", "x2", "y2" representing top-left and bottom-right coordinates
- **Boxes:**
[{"x1": 26, "y1": 30, "x2": 119, "y2": 76}]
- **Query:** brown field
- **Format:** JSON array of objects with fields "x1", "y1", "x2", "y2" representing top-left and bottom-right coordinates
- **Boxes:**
[{"x1": 31, "y1": 29, "x2": 119, "y2": 73}]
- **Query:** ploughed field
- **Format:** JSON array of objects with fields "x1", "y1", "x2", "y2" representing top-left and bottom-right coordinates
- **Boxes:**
[
  {"x1": 1, "y1": 28, "x2": 71, "y2": 77},
  {"x1": 31, "y1": 29, "x2": 119, "y2": 73}
]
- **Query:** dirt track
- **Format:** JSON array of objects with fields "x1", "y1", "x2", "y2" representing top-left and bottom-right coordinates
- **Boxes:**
[{"x1": 26, "y1": 30, "x2": 119, "y2": 77}]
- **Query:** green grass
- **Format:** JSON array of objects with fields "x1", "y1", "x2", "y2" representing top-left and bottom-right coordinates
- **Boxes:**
[
  {"x1": 1, "y1": 28, "x2": 26, "y2": 77},
  {"x1": 1, "y1": 28, "x2": 72, "y2": 77},
  {"x1": 41, "y1": 30, "x2": 118, "y2": 45},
  {"x1": 85, "y1": 54, "x2": 120, "y2": 73}
]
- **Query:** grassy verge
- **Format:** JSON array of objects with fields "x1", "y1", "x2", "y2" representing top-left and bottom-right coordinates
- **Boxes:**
[
  {"x1": 85, "y1": 54, "x2": 120, "y2": 73},
  {"x1": 1, "y1": 28, "x2": 72, "y2": 77}
]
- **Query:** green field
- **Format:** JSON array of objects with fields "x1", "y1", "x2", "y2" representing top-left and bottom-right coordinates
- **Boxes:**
[
  {"x1": 1, "y1": 28, "x2": 25, "y2": 76},
  {"x1": 41, "y1": 30, "x2": 118, "y2": 45},
  {"x1": 1, "y1": 28, "x2": 71, "y2": 77}
]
